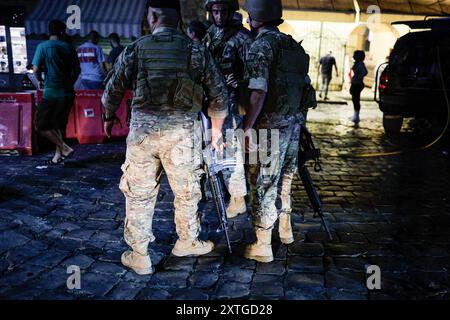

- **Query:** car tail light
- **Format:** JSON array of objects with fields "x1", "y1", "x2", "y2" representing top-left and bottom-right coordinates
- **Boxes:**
[{"x1": 379, "y1": 69, "x2": 389, "y2": 94}]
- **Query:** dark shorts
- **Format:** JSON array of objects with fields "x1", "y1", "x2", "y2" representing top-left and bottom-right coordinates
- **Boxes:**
[{"x1": 35, "y1": 94, "x2": 75, "y2": 131}]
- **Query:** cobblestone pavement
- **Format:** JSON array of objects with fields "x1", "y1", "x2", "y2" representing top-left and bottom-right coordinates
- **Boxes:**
[{"x1": 1, "y1": 100, "x2": 449, "y2": 300}]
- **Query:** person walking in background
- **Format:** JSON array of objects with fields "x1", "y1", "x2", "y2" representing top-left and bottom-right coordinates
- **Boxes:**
[
  {"x1": 107, "y1": 33, "x2": 124, "y2": 70},
  {"x1": 75, "y1": 30, "x2": 106, "y2": 89},
  {"x1": 318, "y1": 51, "x2": 338, "y2": 100},
  {"x1": 349, "y1": 50, "x2": 368, "y2": 125},
  {"x1": 186, "y1": 21, "x2": 207, "y2": 43},
  {"x1": 32, "y1": 20, "x2": 80, "y2": 165}
]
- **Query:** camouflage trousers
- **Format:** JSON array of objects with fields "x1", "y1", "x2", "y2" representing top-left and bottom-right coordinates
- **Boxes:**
[
  {"x1": 278, "y1": 113, "x2": 305, "y2": 216},
  {"x1": 222, "y1": 105, "x2": 247, "y2": 198},
  {"x1": 247, "y1": 113, "x2": 303, "y2": 230},
  {"x1": 120, "y1": 112, "x2": 203, "y2": 255}
]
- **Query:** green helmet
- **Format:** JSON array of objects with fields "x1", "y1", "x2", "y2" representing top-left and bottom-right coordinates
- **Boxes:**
[
  {"x1": 205, "y1": 0, "x2": 240, "y2": 11},
  {"x1": 243, "y1": 0, "x2": 282, "y2": 22}
]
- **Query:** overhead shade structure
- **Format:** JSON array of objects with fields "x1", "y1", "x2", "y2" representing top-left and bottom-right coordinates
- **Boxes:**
[
  {"x1": 25, "y1": 0, "x2": 148, "y2": 37},
  {"x1": 358, "y1": 0, "x2": 450, "y2": 15},
  {"x1": 239, "y1": 0, "x2": 450, "y2": 15}
]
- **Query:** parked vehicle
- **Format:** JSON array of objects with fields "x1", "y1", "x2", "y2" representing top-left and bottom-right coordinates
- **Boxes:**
[{"x1": 375, "y1": 18, "x2": 450, "y2": 134}]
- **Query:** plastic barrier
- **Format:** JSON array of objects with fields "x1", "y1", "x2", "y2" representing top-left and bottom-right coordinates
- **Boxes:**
[
  {"x1": 35, "y1": 89, "x2": 132, "y2": 145},
  {"x1": 75, "y1": 90, "x2": 105, "y2": 144},
  {"x1": 0, "y1": 93, "x2": 34, "y2": 155}
]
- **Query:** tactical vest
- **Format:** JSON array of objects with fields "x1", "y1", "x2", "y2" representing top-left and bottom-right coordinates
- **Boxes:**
[
  {"x1": 134, "y1": 32, "x2": 203, "y2": 113},
  {"x1": 205, "y1": 24, "x2": 245, "y2": 78},
  {"x1": 205, "y1": 24, "x2": 251, "y2": 112},
  {"x1": 260, "y1": 31, "x2": 310, "y2": 115}
]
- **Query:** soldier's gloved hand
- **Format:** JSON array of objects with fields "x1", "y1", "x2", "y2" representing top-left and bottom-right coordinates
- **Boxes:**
[{"x1": 226, "y1": 74, "x2": 238, "y2": 89}]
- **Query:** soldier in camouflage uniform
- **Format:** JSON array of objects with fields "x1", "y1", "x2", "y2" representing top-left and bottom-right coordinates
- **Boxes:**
[
  {"x1": 102, "y1": 0, "x2": 228, "y2": 275},
  {"x1": 204, "y1": 0, "x2": 253, "y2": 218},
  {"x1": 242, "y1": 0, "x2": 310, "y2": 262}
]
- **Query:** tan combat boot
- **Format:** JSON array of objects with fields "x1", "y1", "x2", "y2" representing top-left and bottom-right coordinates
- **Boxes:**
[
  {"x1": 226, "y1": 197, "x2": 247, "y2": 219},
  {"x1": 171, "y1": 239, "x2": 215, "y2": 257},
  {"x1": 244, "y1": 228, "x2": 274, "y2": 263},
  {"x1": 121, "y1": 250, "x2": 153, "y2": 275},
  {"x1": 279, "y1": 213, "x2": 294, "y2": 244}
]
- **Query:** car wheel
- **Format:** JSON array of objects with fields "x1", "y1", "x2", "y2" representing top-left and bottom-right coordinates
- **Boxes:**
[{"x1": 383, "y1": 114, "x2": 403, "y2": 134}]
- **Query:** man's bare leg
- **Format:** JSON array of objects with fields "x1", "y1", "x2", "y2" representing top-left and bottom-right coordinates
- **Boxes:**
[
  {"x1": 40, "y1": 130, "x2": 68, "y2": 163},
  {"x1": 55, "y1": 130, "x2": 74, "y2": 157}
]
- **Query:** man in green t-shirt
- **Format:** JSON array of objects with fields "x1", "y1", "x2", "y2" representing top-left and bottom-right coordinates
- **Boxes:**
[{"x1": 32, "y1": 20, "x2": 80, "y2": 165}]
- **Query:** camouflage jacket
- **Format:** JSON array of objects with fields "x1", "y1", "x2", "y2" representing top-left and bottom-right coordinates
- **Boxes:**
[
  {"x1": 204, "y1": 22, "x2": 253, "y2": 94},
  {"x1": 102, "y1": 27, "x2": 228, "y2": 120}
]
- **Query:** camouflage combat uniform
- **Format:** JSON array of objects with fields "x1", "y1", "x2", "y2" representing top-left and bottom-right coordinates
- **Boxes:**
[
  {"x1": 246, "y1": 26, "x2": 309, "y2": 230},
  {"x1": 102, "y1": 27, "x2": 228, "y2": 256},
  {"x1": 204, "y1": 21, "x2": 253, "y2": 199}
]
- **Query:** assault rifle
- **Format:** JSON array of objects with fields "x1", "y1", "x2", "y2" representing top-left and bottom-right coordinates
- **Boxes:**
[
  {"x1": 298, "y1": 124, "x2": 333, "y2": 240},
  {"x1": 199, "y1": 112, "x2": 236, "y2": 253}
]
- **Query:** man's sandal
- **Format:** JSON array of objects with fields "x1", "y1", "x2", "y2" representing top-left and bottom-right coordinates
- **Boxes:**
[{"x1": 46, "y1": 158, "x2": 64, "y2": 166}]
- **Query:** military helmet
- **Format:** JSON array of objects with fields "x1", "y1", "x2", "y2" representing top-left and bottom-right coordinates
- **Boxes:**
[
  {"x1": 148, "y1": 0, "x2": 181, "y2": 12},
  {"x1": 205, "y1": 0, "x2": 240, "y2": 11},
  {"x1": 243, "y1": 0, "x2": 282, "y2": 22}
]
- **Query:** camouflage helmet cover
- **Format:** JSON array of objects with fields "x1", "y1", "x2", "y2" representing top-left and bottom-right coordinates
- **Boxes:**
[
  {"x1": 243, "y1": 0, "x2": 282, "y2": 22},
  {"x1": 205, "y1": 0, "x2": 240, "y2": 11}
]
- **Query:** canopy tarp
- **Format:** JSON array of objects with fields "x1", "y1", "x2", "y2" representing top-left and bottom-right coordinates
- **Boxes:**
[
  {"x1": 239, "y1": 0, "x2": 450, "y2": 15},
  {"x1": 25, "y1": 0, "x2": 147, "y2": 37}
]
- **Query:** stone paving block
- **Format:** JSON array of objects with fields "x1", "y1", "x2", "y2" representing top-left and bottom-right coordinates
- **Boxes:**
[
  {"x1": 325, "y1": 243, "x2": 366, "y2": 257},
  {"x1": 90, "y1": 262, "x2": 127, "y2": 276},
  {"x1": 89, "y1": 231, "x2": 121, "y2": 243},
  {"x1": 149, "y1": 271, "x2": 190, "y2": 289},
  {"x1": 189, "y1": 271, "x2": 219, "y2": 289},
  {"x1": 0, "y1": 230, "x2": 30, "y2": 253},
  {"x1": 52, "y1": 238, "x2": 84, "y2": 252},
  {"x1": 255, "y1": 261, "x2": 286, "y2": 276},
  {"x1": 69, "y1": 272, "x2": 119, "y2": 297},
  {"x1": 162, "y1": 257, "x2": 196, "y2": 272},
  {"x1": 284, "y1": 273, "x2": 324, "y2": 291},
  {"x1": 136, "y1": 288, "x2": 172, "y2": 300},
  {"x1": 5, "y1": 240, "x2": 48, "y2": 265},
  {"x1": 62, "y1": 229, "x2": 96, "y2": 242},
  {"x1": 223, "y1": 256, "x2": 256, "y2": 270},
  {"x1": 325, "y1": 271, "x2": 367, "y2": 293},
  {"x1": 326, "y1": 288, "x2": 368, "y2": 300},
  {"x1": 31, "y1": 267, "x2": 68, "y2": 290},
  {"x1": 0, "y1": 284, "x2": 44, "y2": 300},
  {"x1": 195, "y1": 257, "x2": 224, "y2": 272},
  {"x1": 250, "y1": 275, "x2": 284, "y2": 297},
  {"x1": 107, "y1": 281, "x2": 146, "y2": 300},
  {"x1": 123, "y1": 271, "x2": 153, "y2": 283},
  {"x1": 221, "y1": 265, "x2": 254, "y2": 283},
  {"x1": 214, "y1": 281, "x2": 251, "y2": 299},
  {"x1": 12, "y1": 213, "x2": 53, "y2": 234},
  {"x1": 61, "y1": 254, "x2": 95, "y2": 269},
  {"x1": 337, "y1": 232, "x2": 369, "y2": 243},
  {"x1": 45, "y1": 229, "x2": 65, "y2": 240},
  {"x1": 288, "y1": 243, "x2": 325, "y2": 257},
  {"x1": 287, "y1": 257, "x2": 324, "y2": 273},
  {"x1": 29, "y1": 250, "x2": 70, "y2": 268},
  {"x1": 305, "y1": 232, "x2": 339, "y2": 243},
  {"x1": 54, "y1": 222, "x2": 82, "y2": 232},
  {"x1": 170, "y1": 289, "x2": 209, "y2": 300},
  {"x1": 0, "y1": 264, "x2": 48, "y2": 288}
]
